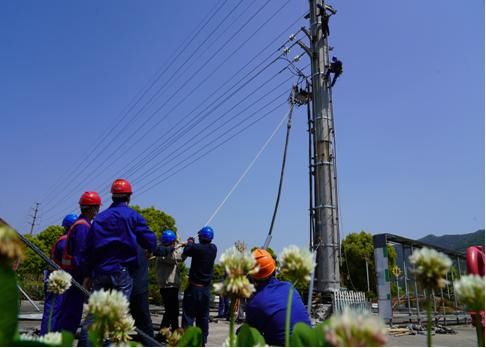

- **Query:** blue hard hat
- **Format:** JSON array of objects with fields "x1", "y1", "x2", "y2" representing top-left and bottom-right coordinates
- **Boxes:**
[
  {"x1": 62, "y1": 214, "x2": 78, "y2": 229},
  {"x1": 198, "y1": 226, "x2": 214, "y2": 242},
  {"x1": 161, "y1": 230, "x2": 177, "y2": 244}
]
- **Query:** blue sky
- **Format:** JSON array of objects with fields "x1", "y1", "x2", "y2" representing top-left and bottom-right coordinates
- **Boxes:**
[{"x1": 0, "y1": 0, "x2": 484, "y2": 257}]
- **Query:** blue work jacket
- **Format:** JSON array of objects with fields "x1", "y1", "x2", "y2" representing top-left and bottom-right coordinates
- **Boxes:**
[
  {"x1": 82, "y1": 202, "x2": 156, "y2": 276},
  {"x1": 183, "y1": 242, "x2": 217, "y2": 287},
  {"x1": 52, "y1": 237, "x2": 66, "y2": 265},
  {"x1": 65, "y1": 215, "x2": 91, "y2": 279},
  {"x1": 131, "y1": 245, "x2": 149, "y2": 296},
  {"x1": 245, "y1": 277, "x2": 311, "y2": 346}
]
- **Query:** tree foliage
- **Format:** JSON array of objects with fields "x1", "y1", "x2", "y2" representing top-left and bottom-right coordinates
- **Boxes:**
[
  {"x1": 17, "y1": 225, "x2": 64, "y2": 278},
  {"x1": 340, "y1": 231, "x2": 397, "y2": 297},
  {"x1": 131, "y1": 205, "x2": 177, "y2": 239},
  {"x1": 132, "y1": 205, "x2": 186, "y2": 304}
]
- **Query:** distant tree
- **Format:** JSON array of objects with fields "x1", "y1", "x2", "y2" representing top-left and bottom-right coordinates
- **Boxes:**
[
  {"x1": 17, "y1": 225, "x2": 64, "y2": 278},
  {"x1": 131, "y1": 205, "x2": 176, "y2": 239},
  {"x1": 340, "y1": 231, "x2": 397, "y2": 295},
  {"x1": 132, "y1": 205, "x2": 184, "y2": 304},
  {"x1": 213, "y1": 263, "x2": 225, "y2": 282}
]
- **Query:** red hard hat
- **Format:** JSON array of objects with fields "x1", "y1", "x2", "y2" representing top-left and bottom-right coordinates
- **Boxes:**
[
  {"x1": 79, "y1": 192, "x2": 102, "y2": 206},
  {"x1": 111, "y1": 178, "x2": 132, "y2": 194}
]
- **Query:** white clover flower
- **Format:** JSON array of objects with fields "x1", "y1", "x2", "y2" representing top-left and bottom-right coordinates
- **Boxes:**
[
  {"x1": 279, "y1": 245, "x2": 315, "y2": 287},
  {"x1": 40, "y1": 332, "x2": 63, "y2": 345},
  {"x1": 409, "y1": 247, "x2": 452, "y2": 289},
  {"x1": 214, "y1": 247, "x2": 258, "y2": 299},
  {"x1": 19, "y1": 333, "x2": 37, "y2": 342},
  {"x1": 0, "y1": 225, "x2": 24, "y2": 265},
  {"x1": 324, "y1": 308, "x2": 388, "y2": 347},
  {"x1": 47, "y1": 270, "x2": 72, "y2": 294},
  {"x1": 85, "y1": 289, "x2": 133, "y2": 343},
  {"x1": 220, "y1": 246, "x2": 259, "y2": 277},
  {"x1": 166, "y1": 328, "x2": 185, "y2": 347},
  {"x1": 454, "y1": 275, "x2": 485, "y2": 311},
  {"x1": 111, "y1": 315, "x2": 135, "y2": 343}
]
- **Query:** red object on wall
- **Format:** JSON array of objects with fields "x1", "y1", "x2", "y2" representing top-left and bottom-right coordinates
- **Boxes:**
[{"x1": 465, "y1": 246, "x2": 485, "y2": 333}]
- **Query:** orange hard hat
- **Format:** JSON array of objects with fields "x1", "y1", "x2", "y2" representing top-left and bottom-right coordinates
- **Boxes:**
[
  {"x1": 252, "y1": 248, "x2": 276, "y2": 279},
  {"x1": 111, "y1": 178, "x2": 132, "y2": 194},
  {"x1": 79, "y1": 192, "x2": 102, "y2": 206}
]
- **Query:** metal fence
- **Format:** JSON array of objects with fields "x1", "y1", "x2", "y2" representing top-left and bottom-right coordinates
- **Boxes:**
[{"x1": 332, "y1": 290, "x2": 370, "y2": 313}]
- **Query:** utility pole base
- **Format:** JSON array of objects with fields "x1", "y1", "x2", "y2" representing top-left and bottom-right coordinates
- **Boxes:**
[{"x1": 309, "y1": 291, "x2": 334, "y2": 323}]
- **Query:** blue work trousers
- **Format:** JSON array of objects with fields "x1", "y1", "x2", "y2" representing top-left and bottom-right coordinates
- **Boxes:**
[
  {"x1": 130, "y1": 291, "x2": 154, "y2": 346},
  {"x1": 218, "y1": 295, "x2": 230, "y2": 318},
  {"x1": 182, "y1": 285, "x2": 211, "y2": 345},
  {"x1": 56, "y1": 277, "x2": 85, "y2": 336},
  {"x1": 78, "y1": 268, "x2": 133, "y2": 346},
  {"x1": 40, "y1": 279, "x2": 65, "y2": 334}
]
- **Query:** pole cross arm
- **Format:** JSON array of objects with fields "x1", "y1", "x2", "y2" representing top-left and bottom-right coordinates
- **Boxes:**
[{"x1": 296, "y1": 40, "x2": 312, "y2": 58}]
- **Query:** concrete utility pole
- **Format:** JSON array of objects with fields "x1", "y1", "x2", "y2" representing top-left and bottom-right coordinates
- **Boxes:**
[
  {"x1": 29, "y1": 202, "x2": 40, "y2": 235},
  {"x1": 308, "y1": 0, "x2": 340, "y2": 293}
]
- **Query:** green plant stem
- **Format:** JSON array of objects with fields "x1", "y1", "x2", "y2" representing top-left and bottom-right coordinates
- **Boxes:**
[
  {"x1": 285, "y1": 284, "x2": 294, "y2": 347},
  {"x1": 475, "y1": 312, "x2": 484, "y2": 347},
  {"x1": 47, "y1": 295, "x2": 55, "y2": 333},
  {"x1": 229, "y1": 298, "x2": 235, "y2": 347},
  {"x1": 426, "y1": 290, "x2": 432, "y2": 347}
]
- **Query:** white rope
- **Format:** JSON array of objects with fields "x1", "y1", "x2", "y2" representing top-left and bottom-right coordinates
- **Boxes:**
[{"x1": 205, "y1": 103, "x2": 293, "y2": 226}]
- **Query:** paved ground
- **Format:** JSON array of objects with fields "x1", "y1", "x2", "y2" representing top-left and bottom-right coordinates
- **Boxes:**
[{"x1": 18, "y1": 301, "x2": 478, "y2": 347}]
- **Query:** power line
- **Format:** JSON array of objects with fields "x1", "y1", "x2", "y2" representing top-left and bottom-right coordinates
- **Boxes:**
[
  {"x1": 79, "y1": 0, "x2": 275, "y2": 186},
  {"x1": 40, "y1": 0, "x2": 270, "y2": 216},
  {"x1": 135, "y1": 99, "x2": 290, "y2": 197},
  {"x1": 40, "y1": 38, "x2": 300, "y2": 224},
  {"x1": 121, "y1": 20, "x2": 304, "y2": 180},
  {"x1": 40, "y1": 57, "x2": 307, "y2": 228},
  {"x1": 205, "y1": 99, "x2": 294, "y2": 226},
  {"x1": 39, "y1": 0, "x2": 231, "y2": 211},
  {"x1": 39, "y1": 74, "x2": 300, "y2": 228},
  {"x1": 39, "y1": 76, "x2": 294, "y2": 228},
  {"x1": 130, "y1": 69, "x2": 297, "y2": 186},
  {"x1": 39, "y1": 11, "x2": 307, "y2": 227}
]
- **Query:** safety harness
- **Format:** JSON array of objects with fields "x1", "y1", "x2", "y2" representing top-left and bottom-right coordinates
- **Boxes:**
[
  {"x1": 61, "y1": 219, "x2": 90, "y2": 270},
  {"x1": 50, "y1": 234, "x2": 67, "y2": 266}
]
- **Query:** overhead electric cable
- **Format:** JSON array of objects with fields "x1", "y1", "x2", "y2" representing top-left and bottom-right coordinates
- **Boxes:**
[
  {"x1": 135, "y1": 99, "x2": 290, "y2": 197},
  {"x1": 40, "y1": 62, "x2": 306, "y2": 227},
  {"x1": 40, "y1": 0, "x2": 271, "y2": 216},
  {"x1": 130, "y1": 71, "x2": 296, "y2": 185},
  {"x1": 39, "y1": 0, "x2": 227, "y2": 207},
  {"x1": 263, "y1": 87, "x2": 296, "y2": 249},
  {"x1": 119, "y1": 8, "x2": 300, "y2": 179},
  {"x1": 205, "y1": 91, "x2": 295, "y2": 226},
  {"x1": 38, "y1": 13, "x2": 306, "y2": 227}
]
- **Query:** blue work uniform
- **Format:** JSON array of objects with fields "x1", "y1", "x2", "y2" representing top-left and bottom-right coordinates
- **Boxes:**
[
  {"x1": 78, "y1": 202, "x2": 156, "y2": 346},
  {"x1": 82, "y1": 202, "x2": 156, "y2": 282},
  {"x1": 129, "y1": 246, "x2": 154, "y2": 346},
  {"x1": 181, "y1": 241, "x2": 217, "y2": 345},
  {"x1": 40, "y1": 235, "x2": 68, "y2": 335},
  {"x1": 57, "y1": 216, "x2": 91, "y2": 336},
  {"x1": 245, "y1": 277, "x2": 311, "y2": 346}
]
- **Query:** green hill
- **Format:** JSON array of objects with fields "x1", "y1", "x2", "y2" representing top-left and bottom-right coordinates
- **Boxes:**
[{"x1": 419, "y1": 229, "x2": 484, "y2": 252}]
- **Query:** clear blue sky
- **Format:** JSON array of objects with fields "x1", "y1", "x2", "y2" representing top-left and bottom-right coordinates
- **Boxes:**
[{"x1": 1, "y1": 0, "x2": 484, "y2": 257}]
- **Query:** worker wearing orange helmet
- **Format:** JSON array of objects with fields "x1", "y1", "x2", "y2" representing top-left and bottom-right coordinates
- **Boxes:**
[
  {"x1": 245, "y1": 248, "x2": 311, "y2": 346},
  {"x1": 57, "y1": 191, "x2": 101, "y2": 336}
]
